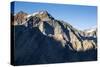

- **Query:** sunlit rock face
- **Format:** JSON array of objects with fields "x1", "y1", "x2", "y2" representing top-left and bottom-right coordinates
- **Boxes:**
[
  {"x1": 12, "y1": 10, "x2": 97, "y2": 51},
  {"x1": 12, "y1": 11, "x2": 97, "y2": 65},
  {"x1": 13, "y1": 11, "x2": 28, "y2": 25}
]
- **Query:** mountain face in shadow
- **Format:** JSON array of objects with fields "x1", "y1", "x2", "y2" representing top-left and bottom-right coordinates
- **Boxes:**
[{"x1": 11, "y1": 11, "x2": 97, "y2": 65}]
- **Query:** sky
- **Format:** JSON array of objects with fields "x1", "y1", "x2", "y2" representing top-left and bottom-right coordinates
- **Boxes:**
[{"x1": 11, "y1": 1, "x2": 97, "y2": 30}]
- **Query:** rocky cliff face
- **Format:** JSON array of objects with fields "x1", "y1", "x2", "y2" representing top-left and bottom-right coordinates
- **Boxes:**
[
  {"x1": 12, "y1": 10, "x2": 97, "y2": 51},
  {"x1": 11, "y1": 11, "x2": 97, "y2": 65}
]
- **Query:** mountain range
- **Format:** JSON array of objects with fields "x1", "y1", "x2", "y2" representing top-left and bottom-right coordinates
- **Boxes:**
[{"x1": 11, "y1": 10, "x2": 97, "y2": 65}]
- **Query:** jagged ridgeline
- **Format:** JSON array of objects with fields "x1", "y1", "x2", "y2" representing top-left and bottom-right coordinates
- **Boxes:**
[{"x1": 11, "y1": 10, "x2": 97, "y2": 65}]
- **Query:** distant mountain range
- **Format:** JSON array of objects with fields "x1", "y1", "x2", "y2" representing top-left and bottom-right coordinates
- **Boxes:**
[{"x1": 11, "y1": 10, "x2": 97, "y2": 65}]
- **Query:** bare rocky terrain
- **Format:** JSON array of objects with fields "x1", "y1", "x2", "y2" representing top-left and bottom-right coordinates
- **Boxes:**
[{"x1": 11, "y1": 11, "x2": 97, "y2": 65}]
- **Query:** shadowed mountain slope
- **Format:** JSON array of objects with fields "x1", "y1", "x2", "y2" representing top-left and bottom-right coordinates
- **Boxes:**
[{"x1": 11, "y1": 11, "x2": 97, "y2": 65}]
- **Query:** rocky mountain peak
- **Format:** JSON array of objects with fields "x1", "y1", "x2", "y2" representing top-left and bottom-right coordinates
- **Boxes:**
[
  {"x1": 12, "y1": 10, "x2": 97, "y2": 64},
  {"x1": 37, "y1": 10, "x2": 48, "y2": 15},
  {"x1": 17, "y1": 11, "x2": 27, "y2": 15},
  {"x1": 27, "y1": 10, "x2": 54, "y2": 21},
  {"x1": 14, "y1": 11, "x2": 28, "y2": 25},
  {"x1": 12, "y1": 11, "x2": 97, "y2": 51}
]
